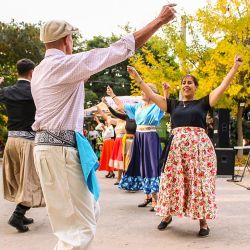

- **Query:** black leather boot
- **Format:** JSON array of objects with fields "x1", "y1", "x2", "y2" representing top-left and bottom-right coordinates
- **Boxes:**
[
  {"x1": 138, "y1": 198, "x2": 152, "y2": 207},
  {"x1": 8, "y1": 205, "x2": 29, "y2": 232},
  {"x1": 23, "y1": 216, "x2": 34, "y2": 225}
]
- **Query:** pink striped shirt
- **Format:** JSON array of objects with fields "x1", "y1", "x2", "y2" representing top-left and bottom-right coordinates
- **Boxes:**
[{"x1": 31, "y1": 34, "x2": 135, "y2": 132}]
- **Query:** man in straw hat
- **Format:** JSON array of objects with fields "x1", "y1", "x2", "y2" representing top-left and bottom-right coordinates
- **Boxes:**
[{"x1": 31, "y1": 4, "x2": 176, "y2": 250}]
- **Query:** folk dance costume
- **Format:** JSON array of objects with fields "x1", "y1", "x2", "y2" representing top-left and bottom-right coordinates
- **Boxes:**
[
  {"x1": 119, "y1": 103, "x2": 164, "y2": 194},
  {"x1": 156, "y1": 96, "x2": 217, "y2": 220},
  {"x1": 96, "y1": 123, "x2": 115, "y2": 173},
  {"x1": 108, "y1": 107, "x2": 137, "y2": 171},
  {"x1": 108, "y1": 120, "x2": 126, "y2": 170},
  {"x1": 1, "y1": 79, "x2": 44, "y2": 232}
]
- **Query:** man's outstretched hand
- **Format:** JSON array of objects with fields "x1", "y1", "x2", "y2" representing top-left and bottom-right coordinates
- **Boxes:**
[{"x1": 157, "y1": 4, "x2": 177, "y2": 25}]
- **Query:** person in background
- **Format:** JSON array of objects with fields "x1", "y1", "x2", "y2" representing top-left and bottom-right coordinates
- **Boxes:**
[
  {"x1": 206, "y1": 112, "x2": 214, "y2": 141},
  {"x1": 96, "y1": 104, "x2": 126, "y2": 184},
  {"x1": 88, "y1": 125, "x2": 100, "y2": 151},
  {"x1": 83, "y1": 127, "x2": 88, "y2": 137},
  {"x1": 94, "y1": 115, "x2": 115, "y2": 178},
  {"x1": 1, "y1": 59, "x2": 44, "y2": 233},
  {"x1": 95, "y1": 143, "x2": 103, "y2": 161},
  {"x1": 103, "y1": 88, "x2": 137, "y2": 173}
]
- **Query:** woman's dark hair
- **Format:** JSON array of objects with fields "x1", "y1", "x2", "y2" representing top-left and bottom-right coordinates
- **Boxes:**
[
  {"x1": 16, "y1": 58, "x2": 35, "y2": 76},
  {"x1": 181, "y1": 74, "x2": 199, "y2": 87}
]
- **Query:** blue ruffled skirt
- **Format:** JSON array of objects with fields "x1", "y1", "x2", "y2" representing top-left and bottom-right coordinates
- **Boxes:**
[{"x1": 119, "y1": 131, "x2": 162, "y2": 194}]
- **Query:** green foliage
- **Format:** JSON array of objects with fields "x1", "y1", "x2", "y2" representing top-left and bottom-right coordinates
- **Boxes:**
[
  {"x1": 82, "y1": 34, "x2": 131, "y2": 101},
  {"x1": 0, "y1": 20, "x2": 44, "y2": 64},
  {"x1": 85, "y1": 89, "x2": 99, "y2": 108},
  {"x1": 0, "y1": 20, "x2": 44, "y2": 87},
  {"x1": 0, "y1": 20, "x2": 44, "y2": 142},
  {"x1": 129, "y1": 35, "x2": 181, "y2": 96}
]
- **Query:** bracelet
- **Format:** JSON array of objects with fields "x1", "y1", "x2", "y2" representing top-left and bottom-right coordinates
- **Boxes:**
[{"x1": 112, "y1": 95, "x2": 117, "y2": 99}]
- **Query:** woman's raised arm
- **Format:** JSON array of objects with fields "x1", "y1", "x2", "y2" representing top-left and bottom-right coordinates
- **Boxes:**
[
  {"x1": 127, "y1": 66, "x2": 167, "y2": 111},
  {"x1": 209, "y1": 55, "x2": 243, "y2": 107}
]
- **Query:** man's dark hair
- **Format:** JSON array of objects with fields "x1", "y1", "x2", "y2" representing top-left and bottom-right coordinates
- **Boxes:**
[{"x1": 16, "y1": 58, "x2": 35, "y2": 76}]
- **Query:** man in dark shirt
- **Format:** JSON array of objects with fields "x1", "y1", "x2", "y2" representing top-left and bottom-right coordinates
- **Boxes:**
[{"x1": 0, "y1": 59, "x2": 44, "y2": 233}]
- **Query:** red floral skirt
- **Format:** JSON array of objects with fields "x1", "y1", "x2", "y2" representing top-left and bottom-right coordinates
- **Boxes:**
[{"x1": 156, "y1": 127, "x2": 217, "y2": 220}]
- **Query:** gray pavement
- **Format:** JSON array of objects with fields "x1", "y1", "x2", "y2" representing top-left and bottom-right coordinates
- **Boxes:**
[{"x1": 1, "y1": 166, "x2": 250, "y2": 250}]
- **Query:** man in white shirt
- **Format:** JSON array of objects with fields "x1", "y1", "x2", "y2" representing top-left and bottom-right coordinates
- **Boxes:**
[{"x1": 31, "y1": 4, "x2": 176, "y2": 250}]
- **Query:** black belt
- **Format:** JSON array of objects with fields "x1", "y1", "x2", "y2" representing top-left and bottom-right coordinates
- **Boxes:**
[{"x1": 35, "y1": 130, "x2": 76, "y2": 148}]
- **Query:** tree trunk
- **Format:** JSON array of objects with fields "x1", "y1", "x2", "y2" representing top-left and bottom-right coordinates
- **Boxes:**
[{"x1": 236, "y1": 104, "x2": 244, "y2": 159}]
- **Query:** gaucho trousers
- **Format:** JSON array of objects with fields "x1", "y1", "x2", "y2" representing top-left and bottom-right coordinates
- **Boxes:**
[{"x1": 34, "y1": 145, "x2": 100, "y2": 250}]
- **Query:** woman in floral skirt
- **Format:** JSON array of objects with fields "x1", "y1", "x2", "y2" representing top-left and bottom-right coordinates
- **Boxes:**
[{"x1": 127, "y1": 55, "x2": 243, "y2": 237}]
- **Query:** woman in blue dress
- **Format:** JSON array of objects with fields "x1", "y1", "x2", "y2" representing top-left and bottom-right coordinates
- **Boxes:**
[{"x1": 107, "y1": 84, "x2": 164, "y2": 211}]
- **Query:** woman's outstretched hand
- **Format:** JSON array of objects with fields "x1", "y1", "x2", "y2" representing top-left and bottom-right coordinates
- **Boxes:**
[
  {"x1": 127, "y1": 66, "x2": 141, "y2": 82},
  {"x1": 162, "y1": 82, "x2": 171, "y2": 91},
  {"x1": 234, "y1": 55, "x2": 243, "y2": 68},
  {"x1": 101, "y1": 97, "x2": 109, "y2": 106}
]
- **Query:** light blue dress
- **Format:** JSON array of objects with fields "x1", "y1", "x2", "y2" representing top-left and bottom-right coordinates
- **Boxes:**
[{"x1": 119, "y1": 103, "x2": 164, "y2": 194}]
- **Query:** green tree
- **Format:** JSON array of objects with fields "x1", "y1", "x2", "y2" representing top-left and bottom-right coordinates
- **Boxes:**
[
  {"x1": 0, "y1": 20, "x2": 44, "y2": 143},
  {"x1": 82, "y1": 34, "x2": 132, "y2": 101},
  {"x1": 160, "y1": 0, "x2": 249, "y2": 157},
  {"x1": 85, "y1": 89, "x2": 99, "y2": 108},
  {"x1": 0, "y1": 20, "x2": 44, "y2": 85},
  {"x1": 129, "y1": 35, "x2": 181, "y2": 97}
]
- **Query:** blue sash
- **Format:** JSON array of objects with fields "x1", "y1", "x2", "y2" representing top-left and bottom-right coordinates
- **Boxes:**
[{"x1": 75, "y1": 132, "x2": 100, "y2": 201}]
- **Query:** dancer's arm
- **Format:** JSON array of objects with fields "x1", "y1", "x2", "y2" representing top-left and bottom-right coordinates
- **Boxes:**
[
  {"x1": 94, "y1": 115, "x2": 104, "y2": 131},
  {"x1": 127, "y1": 66, "x2": 167, "y2": 111},
  {"x1": 93, "y1": 115, "x2": 101, "y2": 124},
  {"x1": 108, "y1": 107, "x2": 127, "y2": 120},
  {"x1": 101, "y1": 96, "x2": 128, "y2": 120},
  {"x1": 133, "y1": 4, "x2": 176, "y2": 49},
  {"x1": 96, "y1": 105, "x2": 108, "y2": 120},
  {"x1": 162, "y1": 82, "x2": 170, "y2": 100},
  {"x1": 209, "y1": 55, "x2": 243, "y2": 107},
  {"x1": 96, "y1": 104, "x2": 117, "y2": 125},
  {"x1": 106, "y1": 86, "x2": 125, "y2": 110}
]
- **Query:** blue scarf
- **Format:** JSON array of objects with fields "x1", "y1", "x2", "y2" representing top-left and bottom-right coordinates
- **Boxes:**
[{"x1": 75, "y1": 132, "x2": 100, "y2": 201}]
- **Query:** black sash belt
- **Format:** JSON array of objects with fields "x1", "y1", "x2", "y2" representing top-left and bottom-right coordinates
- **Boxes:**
[
  {"x1": 8, "y1": 131, "x2": 36, "y2": 140},
  {"x1": 35, "y1": 130, "x2": 76, "y2": 148}
]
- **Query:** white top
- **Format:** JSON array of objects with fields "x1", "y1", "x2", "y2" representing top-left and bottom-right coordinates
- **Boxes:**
[
  {"x1": 31, "y1": 34, "x2": 135, "y2": 133},
  {"x1": 95, "y1": 123, "x2": 114, "y2": 139}
]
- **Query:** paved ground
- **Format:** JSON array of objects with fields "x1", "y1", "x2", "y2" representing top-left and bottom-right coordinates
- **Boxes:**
[{"x1": 1, "y1": 165, "x2": 250, "y2": 250}]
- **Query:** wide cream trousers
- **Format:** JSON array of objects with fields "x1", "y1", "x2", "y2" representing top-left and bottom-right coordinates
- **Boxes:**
[
  {"x1": 33, "y1": 145, "x2": 100, "y2": 250},
  {"x1": 3, "y1": 137, "x2": 44, "y2": 207}
]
